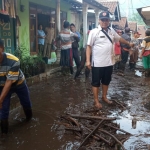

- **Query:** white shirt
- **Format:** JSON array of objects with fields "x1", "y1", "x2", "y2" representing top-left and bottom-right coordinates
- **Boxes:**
[{"x1": 87, "y1": 25, "x2": 121, "y2": 67}]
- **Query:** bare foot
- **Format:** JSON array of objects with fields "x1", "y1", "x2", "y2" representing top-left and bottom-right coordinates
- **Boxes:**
[
  {"x1": 102, "y1": 97, "x2": 112, "y2": 104},
  {"x1": 94, "y1": 102, "x2": 102, "y2": 109}
]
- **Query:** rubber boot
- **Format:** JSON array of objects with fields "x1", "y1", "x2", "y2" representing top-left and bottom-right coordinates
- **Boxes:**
[
  {"x1": 145, "y1": 69, "x2": 149, "y2": 77},
  {"x1": 23, "y1": 108, "x2": 32, "y2": 121},
  {"x1": 134, "y1": 63, "x2": 137, "y2": 69},
  {"x1": 70, "y1": 66, "x2": 74, "y2": 74},
  {"x1": 1, "y1": 119, "x2": 8, "y2": 134},
  {"x1": 129, "y1": 63, "x2": 134, "y2": 71}
]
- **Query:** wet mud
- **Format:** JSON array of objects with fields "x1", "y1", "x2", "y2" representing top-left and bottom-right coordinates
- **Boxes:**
[{"x1": 1, "y1": 65, "x2": 150, "y2": 150}]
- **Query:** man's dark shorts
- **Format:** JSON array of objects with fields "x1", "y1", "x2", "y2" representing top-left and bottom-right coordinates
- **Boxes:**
[{"x1": 91, "y1": 66, "x2": 113, "y2": 87}]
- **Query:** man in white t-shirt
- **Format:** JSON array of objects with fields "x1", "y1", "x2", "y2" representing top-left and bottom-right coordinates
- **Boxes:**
[{"x1": 86, "y1": 11, "x2": 134, "y2": 109}]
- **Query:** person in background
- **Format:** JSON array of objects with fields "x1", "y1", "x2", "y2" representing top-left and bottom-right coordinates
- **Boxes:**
[
  {"x1": 70, "y1": 23, "x2": 81, "y2": 73},
  {"x1": 0, "y1": 39, "x2": 32, "y2": 136},
  {"x1": 86, "y1": 11, "x2": 134, "y2": 109},
  {"x1": 56, "y1": 21, "x2": 78, "y2": 75},
  {"x1": 114, "y1": 30, "x2": 122, "y2": 71},
  {"x1": 118, "y1": 27, "x2": 132, "y2": 76},
  {"x1": 140, "y1": 29, "x2": 150, "y2": 77},
  {"x1": 38, "y1": 24, "x2": 45, "y2": 56},
  {"x1": 129, "y1": 31, "x2": 141, "y2": 70},
  {"x1": 44, "y1": 19, "x2": 55, "y2": 59}
]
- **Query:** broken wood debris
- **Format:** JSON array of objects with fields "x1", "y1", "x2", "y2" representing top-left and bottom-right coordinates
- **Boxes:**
[{"x1": 57, "y1": 114, "x2": 131, "y2": 149}]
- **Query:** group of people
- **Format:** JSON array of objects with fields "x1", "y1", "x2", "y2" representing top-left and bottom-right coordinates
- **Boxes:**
[
  {"x1": 1, "y1": 10, "x2": 150, "y2": 137},
  {"x1": 56, "y1": 21, "x2": 81, "y2": 75},
  {"x1": 38, "y1": 22, "x2": 55, "y2": 58},
  {"x1": 114, "y1": 28, "x2": 141, "y2": 76},
  {"x1": 86, "y1": 11, "x2": 150, "y2": 109},
  {"x1": 114, "y1": 26, "x2": 150, "y2": 78}
]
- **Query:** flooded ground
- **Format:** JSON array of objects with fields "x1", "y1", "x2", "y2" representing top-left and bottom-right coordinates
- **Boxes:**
[{"x1": 1, "y1": 63, "x2": 150, "y2": 150}]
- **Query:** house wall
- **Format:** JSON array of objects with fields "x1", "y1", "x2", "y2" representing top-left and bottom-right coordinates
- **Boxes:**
[
  {"x1": 17, "y1": 0, "x2": 71, "y2": 55},
  {"x1": 70, "y1": 11, "x2": 82, "y2": 32},
  {"x1": 0, "y1": 0, "x2": 15, "y2": 53}
]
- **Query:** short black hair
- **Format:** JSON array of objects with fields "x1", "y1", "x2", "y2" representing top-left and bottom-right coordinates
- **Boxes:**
[
  {"x1": 63, "y1": 21, "x2": 70, "y2": 28},
  {"x1": 145, "y1": 29, "x2": 150, "y2": 36},
  {"x1": 0, "y1": 39, "x2": 4, "y2": 47},
  {"x1": 38, "y1": 24, "x2": 42, "y2": 28},
  {"x1": 70, "y1": 23, "x2": 75, "y2": 27},
  {"x1": 125, "y1": 27, "x2": 130, "y2": 33}
]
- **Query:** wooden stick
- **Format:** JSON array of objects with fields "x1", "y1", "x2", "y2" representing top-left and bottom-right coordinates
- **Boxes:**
[
  {"x1": 84, "y1": 126, "x2": 111, "y2": 145},
  {"x1": 104, "y1": 124, "x2": 132, "y2": 135},
  {"x1": 113, "y1": 100, "x2": 126, "y2": 109},
  {"x1": 99, "y1": 129, "x2": 125, "y2": 150},
  {"x1": 65, "y1": 127, "x2": 81, "y2": 132},
  {"x1": 68, "y1": 114, "x2": 116, "y2": 121},
  {"x1": 77, "y1": 120, "x2": 104, "y2": 150}
]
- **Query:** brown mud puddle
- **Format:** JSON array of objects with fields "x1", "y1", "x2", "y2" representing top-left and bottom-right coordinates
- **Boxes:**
[{"x1": 0, "y1": 67, "x2": 150, "y2": 150}]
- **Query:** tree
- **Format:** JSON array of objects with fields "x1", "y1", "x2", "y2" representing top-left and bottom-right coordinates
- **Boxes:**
[{"x1": 128, "y1": 12, "x2": 145, "y2": 25}]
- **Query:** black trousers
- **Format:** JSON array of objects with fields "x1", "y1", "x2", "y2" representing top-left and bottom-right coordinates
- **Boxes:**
[
  {"x1": 73, "y1": 48, "x2": 80, "y2": 69},
  {"x1": 119, "y1": 49, "x2": 129, "y2": 72},
  {"x1": 91, "y1": 66, "x2": 113, "y2": 87}
]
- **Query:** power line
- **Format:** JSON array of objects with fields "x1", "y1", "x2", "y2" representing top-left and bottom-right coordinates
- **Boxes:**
[
  {"x1": 119, "y1": 5, "x2": 127, "y2": 16},
  {"x1": 119, "y1": 0, "x2": 127, "y2": 5},
  {"x1": 138, "y1": 0, "x2": 147, "y2": 7}
]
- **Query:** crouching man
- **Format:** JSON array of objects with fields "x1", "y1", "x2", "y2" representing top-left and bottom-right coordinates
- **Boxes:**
[{"x1": 0, "y1": 39, "x2": 32, "y2": 135}]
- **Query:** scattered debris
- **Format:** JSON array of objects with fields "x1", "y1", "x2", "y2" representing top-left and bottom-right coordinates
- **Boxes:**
[{"x1": 57, "y1": 109, "x2": 131, "y2": 149}]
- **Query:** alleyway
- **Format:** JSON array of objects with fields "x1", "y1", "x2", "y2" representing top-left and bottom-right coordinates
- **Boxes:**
[{"x1": 1, "y1": 67, "x2": 150, "y2": 150}]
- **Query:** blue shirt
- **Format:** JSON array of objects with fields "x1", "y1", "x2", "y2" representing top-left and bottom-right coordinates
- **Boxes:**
[
  {"x1": 38, "y1": 30, "x2": 45, "y2": 45},
  {"x1": 75, "y1": 31, "x2": 81, "y2": 40}
]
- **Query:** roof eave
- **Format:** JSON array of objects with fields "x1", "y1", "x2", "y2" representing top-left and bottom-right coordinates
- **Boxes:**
[{"x1": 83, "y1": 0, "x2": 108, "y2": 11}]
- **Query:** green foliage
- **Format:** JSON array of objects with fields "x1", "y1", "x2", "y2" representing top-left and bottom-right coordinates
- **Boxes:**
[
  {"x1": 128, "y1": 13, "x2": 146, "y2": 25},
  {"x1": 14, "y1": 45, "x2": 46, "y2": 78}
]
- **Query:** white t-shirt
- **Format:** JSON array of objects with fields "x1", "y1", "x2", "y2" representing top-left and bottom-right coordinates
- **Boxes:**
[{"x1": 87, "y1": 25, "x2": 121, "y2": 67}]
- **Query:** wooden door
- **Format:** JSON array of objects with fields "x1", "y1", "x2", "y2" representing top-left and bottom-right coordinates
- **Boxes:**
[{"x1": 29, "y1": 7, "x2": 38, "y2": 54}]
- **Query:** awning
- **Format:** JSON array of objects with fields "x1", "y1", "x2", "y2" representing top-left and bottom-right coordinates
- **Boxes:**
[
  {"x1": 63, "y1": 0, "x2": 108, "y2": 11},
  {"x1": 137, "y1": 6, "x2": 150, "y2": 25}
]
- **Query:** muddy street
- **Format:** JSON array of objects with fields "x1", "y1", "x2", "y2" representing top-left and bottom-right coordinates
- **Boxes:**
[{"x1": 1, "y1": 67, "x2": 150, "y2": 150}]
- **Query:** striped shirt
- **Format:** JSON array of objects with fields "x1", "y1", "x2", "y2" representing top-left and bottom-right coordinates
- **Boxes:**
[
  {"x1": 58, "y1": 29, "x2": 76, "y2": 50},
  {"x1": 0, "y1": 53, "x2": 25, "y2": 87}
]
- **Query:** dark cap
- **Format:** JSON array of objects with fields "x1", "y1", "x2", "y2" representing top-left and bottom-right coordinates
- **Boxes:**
[
  {"x1": 125, "y1": 27, "x2": 130, "y2": 33},
  {"x1": 0, "y1": 39, "x2": 4, "y2": 47},
  {"x1": 99, "y1": 11, "x2": 110, "y2": 20},
  {"x1": 134, "y1": 31, "x2": 141, "y2": 35}
]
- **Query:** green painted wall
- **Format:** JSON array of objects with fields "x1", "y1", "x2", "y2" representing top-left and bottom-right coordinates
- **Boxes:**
[{"x1": 17, "y1": 0, "x2": 71, "y2": 56}]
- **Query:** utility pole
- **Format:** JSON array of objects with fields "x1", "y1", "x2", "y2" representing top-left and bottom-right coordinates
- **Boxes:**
[{"x1": 126, "y1": 0, "x2": 129, "y2": 18}]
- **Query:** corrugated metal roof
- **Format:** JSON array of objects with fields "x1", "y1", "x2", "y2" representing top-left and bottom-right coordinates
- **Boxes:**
[
  {"x1": 63, "y1": 0, "x2": 108, "y2": 11},
  {"x1": 95, "y1": 0, "x2": 121, "y2": 21},
  {"x1": 96, "y1": 0, "x2": 118, "y2": 14},
  {"x1": 84, "y1": 0, "x2": 108, "y2": 10}
]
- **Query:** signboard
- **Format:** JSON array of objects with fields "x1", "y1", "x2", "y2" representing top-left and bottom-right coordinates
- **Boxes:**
[{"x1": 75, "y1": 0, "x2": 82, "y2": 3}]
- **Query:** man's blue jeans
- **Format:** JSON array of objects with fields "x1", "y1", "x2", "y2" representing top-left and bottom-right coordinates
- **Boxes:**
[{"x1": 0, "y1": 82, "x2": 32, "y2": 119}]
